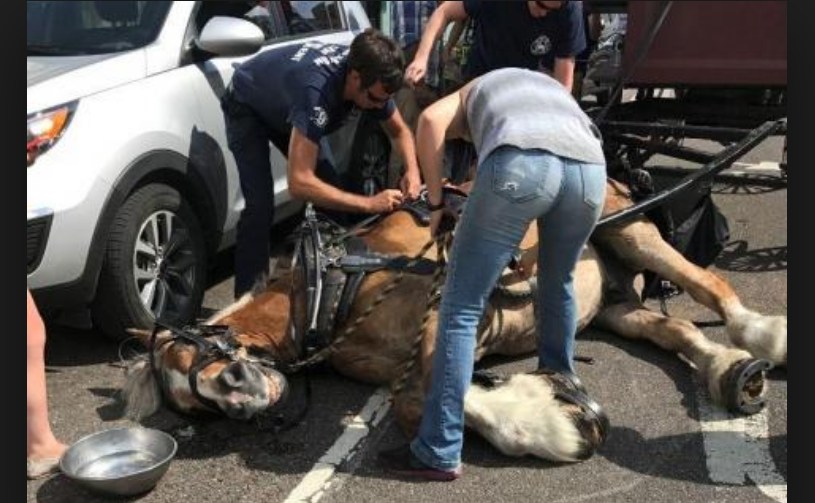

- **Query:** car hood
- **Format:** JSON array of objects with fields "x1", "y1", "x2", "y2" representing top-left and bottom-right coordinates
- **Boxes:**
[{"x1": 27, "y1": 51, "x2": 147, "y2": 114}]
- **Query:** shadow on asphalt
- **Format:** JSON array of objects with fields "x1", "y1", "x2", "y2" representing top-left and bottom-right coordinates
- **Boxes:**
[
  {"x1": 715, "y1": 240, "x2": 787, "y2": 273},
  {"x1": 600, "y1": 427, "x2": 788, "y2": 484},
  {"x1": 711, "y1": 175, "x2": 787, "y2": 195},
  {"x1": 44, "y1": 325, "x2": 120, "y2": 367},
  {"x1": 577, "y1": 328, "x2": 700, "y2": 418}
]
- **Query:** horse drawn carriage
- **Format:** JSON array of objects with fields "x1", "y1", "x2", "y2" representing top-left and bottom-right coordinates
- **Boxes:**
[
  {"x1": 582, "y1": 0, "x2": 787, "y2": 299},
  {"x1": 120, "y1": 0, "x2": 787, "y2": 465}
]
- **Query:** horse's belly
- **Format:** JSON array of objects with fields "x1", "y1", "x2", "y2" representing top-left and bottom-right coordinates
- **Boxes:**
[{"x1": 575, "y1": 246, "x2": 605, "y2": 331}]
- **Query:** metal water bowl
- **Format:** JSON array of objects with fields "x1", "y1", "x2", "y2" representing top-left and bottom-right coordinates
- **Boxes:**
[{"x1": 60, "y1": 427, "x2": 177, "y2": 497}]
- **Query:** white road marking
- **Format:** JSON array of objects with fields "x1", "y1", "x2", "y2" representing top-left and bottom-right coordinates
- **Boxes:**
[
  {"x1": 697, "y1": 390, "x2": 786, "y2": 503},
  {"x1": 283, "y1": 387, "x2": 392, "y2": 503},
  {"x1": 731, "y1": 161, "x2": 781, "y2": 172}
]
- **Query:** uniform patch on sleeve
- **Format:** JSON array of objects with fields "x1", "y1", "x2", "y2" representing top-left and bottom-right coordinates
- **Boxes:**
[{"x1": 311, "y1": 106, "x2": 328, "y2": 128}]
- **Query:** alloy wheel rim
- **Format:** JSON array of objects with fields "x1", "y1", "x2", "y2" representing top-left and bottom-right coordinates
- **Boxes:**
[{"x1": 132, "y1": 210, "x2": 197, "y2": 321}]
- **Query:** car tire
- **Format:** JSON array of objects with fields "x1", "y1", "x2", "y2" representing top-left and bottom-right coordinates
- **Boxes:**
[{"x1": 92, "y1": 183, "x2": 207, "y2": 341}]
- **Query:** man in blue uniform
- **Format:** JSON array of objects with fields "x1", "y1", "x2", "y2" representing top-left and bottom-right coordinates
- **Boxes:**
[
  {"x1": 405, "y1": 0, "x2": 586, "y2": 92},
  {"x1": 222, "y1": 29, "x2": 422, "y2": 298},
  {"x1": 404, "y1": 1, "x2": 586, "y2": 185}
]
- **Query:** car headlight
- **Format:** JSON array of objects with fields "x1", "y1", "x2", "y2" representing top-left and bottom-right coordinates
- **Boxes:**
[{"x1": 27, "y1": 101, "x2": 76, "y2": 167}]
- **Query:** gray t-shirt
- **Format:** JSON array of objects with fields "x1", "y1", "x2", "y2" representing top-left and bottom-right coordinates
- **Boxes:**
[{"x1": 465, "y1": 68, "x2": 605, "y2": 166}]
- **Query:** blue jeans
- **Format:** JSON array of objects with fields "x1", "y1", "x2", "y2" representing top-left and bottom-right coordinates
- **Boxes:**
[{"x1": 411, "y1": 145, "x2": 606, "y2": 470}]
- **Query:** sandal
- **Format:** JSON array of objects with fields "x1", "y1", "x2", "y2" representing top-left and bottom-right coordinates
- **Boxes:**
[{"x1": 27, "y1": 456, "x2": 61, "y2": 480}]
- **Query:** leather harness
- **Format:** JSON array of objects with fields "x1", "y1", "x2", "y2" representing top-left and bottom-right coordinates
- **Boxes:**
[{"x1": 291, "y1": 189, "x2": 469, "y2": 356}]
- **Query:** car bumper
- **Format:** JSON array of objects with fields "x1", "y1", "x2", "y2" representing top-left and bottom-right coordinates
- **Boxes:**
[{"x1": 27, "y1": 157, "x2": 114, "y2": 307}]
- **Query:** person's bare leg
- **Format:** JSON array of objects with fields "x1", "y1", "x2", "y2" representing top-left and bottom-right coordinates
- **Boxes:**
[{"x1": 27, "y1": 289, "x2": 66, "y2": 462}]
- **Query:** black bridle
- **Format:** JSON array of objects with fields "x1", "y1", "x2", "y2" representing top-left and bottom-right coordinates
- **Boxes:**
[{"x1": 148, "y1": 320, "x2": 301, "y2": 424}]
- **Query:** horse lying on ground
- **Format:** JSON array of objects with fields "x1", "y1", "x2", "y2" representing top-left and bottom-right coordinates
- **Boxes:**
[{"x1": 121, "y1": 178, "x2": 786, "y2": 463}]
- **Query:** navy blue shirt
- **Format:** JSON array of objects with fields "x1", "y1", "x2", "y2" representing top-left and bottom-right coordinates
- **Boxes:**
[
  {"x1": 231, "y1": 41, "x2": 396, "y2": 144},
  {"x1": 462, "y1": 0, "x2": 586, "y2": 80}
]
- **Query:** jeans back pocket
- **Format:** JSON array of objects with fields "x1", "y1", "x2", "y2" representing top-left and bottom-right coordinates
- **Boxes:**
[
  {"x1": 579, "y1": 163, "x2": 607, "y2": 210},
  {"x1": 490, "y1": 148, "x2": 551, "y2": 204}
]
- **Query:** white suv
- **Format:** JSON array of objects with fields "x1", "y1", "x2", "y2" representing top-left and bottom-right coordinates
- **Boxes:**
[{"x1": 27, "y1": 1, "x2": 384, "y2": 339}]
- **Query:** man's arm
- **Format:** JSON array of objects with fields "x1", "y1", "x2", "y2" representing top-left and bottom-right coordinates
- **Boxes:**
[
  {"x1": 380, "y1": 107, "x2": 422, "y2": 199},
  {"x1": 551, "y1": 2, "x2": 586, "y2": 93},
  {"x1": 406, "y1": 1, "x2": 469, "y2": 86},
  {"x1": 287, "y1": 128, "x2": 403, "y2": 213},
  {"x1": 552, "y1": 56, "x2": 576, "y2": 93}
]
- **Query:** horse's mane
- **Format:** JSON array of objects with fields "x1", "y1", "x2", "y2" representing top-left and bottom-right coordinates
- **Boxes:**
[{"x1": 120, "y1": 356, "x2": 162, "y2": 421}]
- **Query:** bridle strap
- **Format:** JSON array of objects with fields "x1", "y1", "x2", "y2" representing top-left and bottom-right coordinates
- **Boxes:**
[{"x1": 149, "y1": 321, "x2": 244, "y2": 415}]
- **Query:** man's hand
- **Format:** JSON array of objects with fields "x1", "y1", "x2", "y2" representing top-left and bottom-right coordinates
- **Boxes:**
[
  {"x1": 513, "y1": 244, "x2": 538, "y2": 280},
  {"x1": 399, "y1": 170, "x2": 422, "y2": 200},
  {"x1": 405, "y1": 56, "x2": 428, "y2": 87},
  {"x1": 368, "y1": 189, "x2": 405, "y2": 213}
]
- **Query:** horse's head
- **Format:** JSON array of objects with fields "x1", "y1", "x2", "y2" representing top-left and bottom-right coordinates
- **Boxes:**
[{"x1": 122, "y1": 281, "x2": 298, "y2": 421}]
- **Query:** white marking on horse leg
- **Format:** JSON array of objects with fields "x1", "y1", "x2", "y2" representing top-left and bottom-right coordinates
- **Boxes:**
[
  {"x1": 283, "y1": 388, "x2": 391, "y2": 503},
  {"x1": 204, "y1": 293, "x2": 255, "y2": 324},
  {"x1": 724, "y1": 305, "x2": 787, "y2": 366},
  {"x1": 697, "y1": 388, "x2": 786, "y2": 502},
  {"x1": 464, "y1": 374, "x2": 584, "y2": 462}
]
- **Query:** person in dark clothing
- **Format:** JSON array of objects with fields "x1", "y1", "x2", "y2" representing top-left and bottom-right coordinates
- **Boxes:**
[
  {"x1": 405, "y1": 0, "x2": 586, "y2": 92},
  {"x1": 404, "y1": 1, "x2": 586, "y2": 184},
  {"x1": 222, "y1": 29, "x2": 422, "y2": 298}
]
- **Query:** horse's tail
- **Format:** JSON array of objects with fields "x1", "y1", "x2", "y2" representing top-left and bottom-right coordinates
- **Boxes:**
[
  {"x1": 463, "y1": 374, "x2": 596, "y2": 463},
  {"x1": 121, "y1": 356, "x2": 162, "y2": 421}
]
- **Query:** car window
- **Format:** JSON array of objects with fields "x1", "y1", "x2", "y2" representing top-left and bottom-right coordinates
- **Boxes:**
[
  {"x1": 193, "y1": 1, "x2": 344, "y2": 45},
  {"x1": 27, "y1": 1, "x2": 172, "y2": 55},
  {"x1": 279, "y1": 1, "x2": 344, "y2": 36}
]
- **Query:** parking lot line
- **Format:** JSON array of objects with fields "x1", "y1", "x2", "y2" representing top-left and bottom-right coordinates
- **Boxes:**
[
  {"x1": 283, "y1": 387, "x2": 391, "y2": 503},
  {"x1": 697, "y1": 388, "x2": 786, "y2": 503}
]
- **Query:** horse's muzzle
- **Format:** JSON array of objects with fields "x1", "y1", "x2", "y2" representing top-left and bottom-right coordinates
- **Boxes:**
[{"x1": 218, "y1": 362, "x2": 289, "y2": 419}]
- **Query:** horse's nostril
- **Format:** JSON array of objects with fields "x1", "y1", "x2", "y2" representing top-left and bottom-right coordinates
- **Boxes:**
[{"x1": 221, "y1": 361, "x2": 247, "y2": 388}]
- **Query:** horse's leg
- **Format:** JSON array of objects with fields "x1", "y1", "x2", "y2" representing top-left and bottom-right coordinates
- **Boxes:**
[
  {"x1": 463, "y1": 374, "x2": 589, "y2": 462},
  {"x1": 593, "y1": 217, "x2": 786, "y2": 367},
  {"x1": 594, "y1": 301, "x2": 769, "y2": 414}
]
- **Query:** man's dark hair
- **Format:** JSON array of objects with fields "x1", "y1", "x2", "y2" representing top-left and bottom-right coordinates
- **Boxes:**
[{"x1": 347, "y1": 28, "x2": 405, "y2": 94}]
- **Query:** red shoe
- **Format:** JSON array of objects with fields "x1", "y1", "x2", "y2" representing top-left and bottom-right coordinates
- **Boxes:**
[{"x1": 378, "y1": 444, "x2": 461, "y2": 482}]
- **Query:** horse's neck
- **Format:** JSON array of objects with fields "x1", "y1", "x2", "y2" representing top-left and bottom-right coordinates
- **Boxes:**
[
  {"x1": 361, "y1": 211, "x2": 436, "y2": 257},
  {"x1": 210, "y1": 276, "x2": 301, "y2": 362}
]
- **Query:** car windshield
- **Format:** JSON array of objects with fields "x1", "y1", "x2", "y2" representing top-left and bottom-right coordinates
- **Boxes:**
[{"x1": 27, "y1": 1, "x2": 172, "y2": 56}]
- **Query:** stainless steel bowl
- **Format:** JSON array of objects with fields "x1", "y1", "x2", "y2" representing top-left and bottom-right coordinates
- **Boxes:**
[{"x1": 60, "y1": 427, "x2": 177, "y2": 497}]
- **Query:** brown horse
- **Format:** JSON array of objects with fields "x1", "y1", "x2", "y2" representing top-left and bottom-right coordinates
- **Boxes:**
[{"x1": 121, "y1": 178, "x2": 786, "y2": 463}]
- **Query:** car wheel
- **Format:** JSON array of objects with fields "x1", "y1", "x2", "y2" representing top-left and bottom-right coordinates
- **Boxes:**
[
  {"x1": 92, "y1": 183, "x2": 207, "y2": 340},
  {"x1": 348, "y1": 115, "x2": 391, "y2": 196}
]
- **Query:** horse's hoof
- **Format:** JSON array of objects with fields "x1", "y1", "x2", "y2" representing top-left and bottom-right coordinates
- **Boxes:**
[
  {"x1": 552, "y1": 385, "x2": 610, "y2": 460},
  {"x1": 471, "y1": 369, "x2": 506, "y2": 389},
  {"x1": 722, "y1": 358, "x2": 772, "y2": 415},
  {"x1": 530, "y1": 368, "x2": 587, "y2": 394}
]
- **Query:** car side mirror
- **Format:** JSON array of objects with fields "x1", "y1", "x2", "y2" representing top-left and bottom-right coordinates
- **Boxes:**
[{"x1": 196, "y1": 16, "x2": 264, "y2": 57}]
